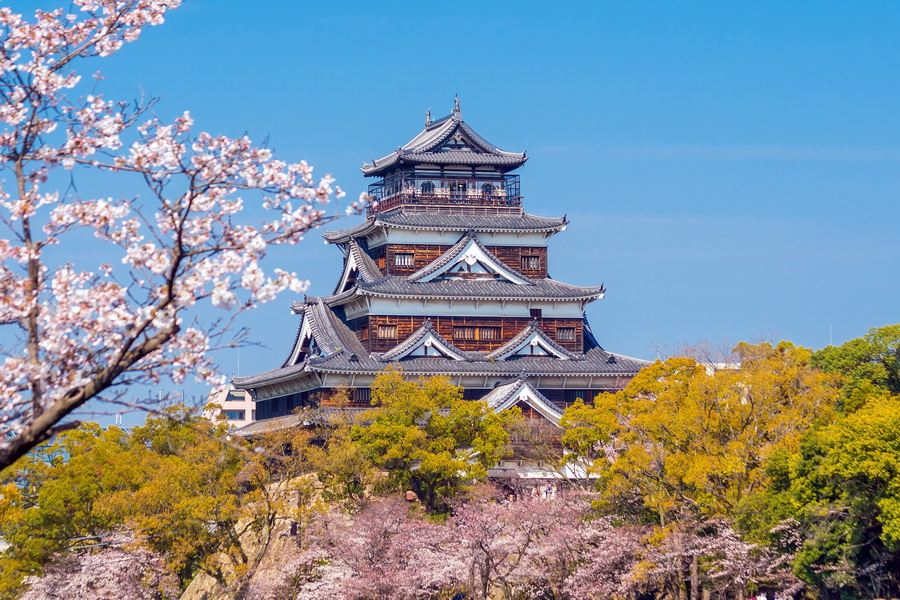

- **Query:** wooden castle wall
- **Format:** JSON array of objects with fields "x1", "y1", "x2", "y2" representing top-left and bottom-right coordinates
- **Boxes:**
[
  {"x1": 346, "y1": 315, "x2": 583, "y2": 353},
  {"x1": 368, "y1": 244, "x2": 549, "y2": 278}
]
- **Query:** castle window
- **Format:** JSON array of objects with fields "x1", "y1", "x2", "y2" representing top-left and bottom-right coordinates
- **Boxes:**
[
  {"x1": 530, "y1": 308, "x2": 542, "y2": 319},
  {"x1": 377, "y1": 325, "x2": 397, "y2": 339},
  {"x1": 521, "y1": 255, "x2": 541, "y2": 271},
  {"x1": 454, "y1": 326, "x2": 476, "y2": 340},
  {"x1": 454, "y1": 326, "x2": 499, "y2": 341},
  {"x1": 394, "y1": 253, "x2": 414, "y2": 267},
  {"x1": 556, "y1": 327, "x2": 576, "y2": 342},
  {"x1": 479, "y1": 327, "x2": 499, "y2": 341}
]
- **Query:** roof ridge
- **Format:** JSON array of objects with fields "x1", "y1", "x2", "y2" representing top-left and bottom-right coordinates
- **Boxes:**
[{"x1": 347, "y1": 238, "x2": 383, "y2": 283}]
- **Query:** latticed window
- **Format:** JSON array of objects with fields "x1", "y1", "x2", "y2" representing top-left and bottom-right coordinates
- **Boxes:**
[
  {"x1": 556, "y1": 327, "x2": 576, "y2": 342},
  {"x1": 453, "y1": 326, "x2": 499, "y2": 341},
  {"x1": 521, "y1": 255, "x2": 541, "y2": 270},
  {"x1": 453, "y1": 326, "x2": 476, "y2": 340},
  {"x1": 394, "y1": 253, "x2": 414, "y2": 267},
  {"x1": 377, "y1": 325, "x2": 397, "y2": 338},
  {"x1": 479, "y1": 327, "x2": 499, "y2": 341}
]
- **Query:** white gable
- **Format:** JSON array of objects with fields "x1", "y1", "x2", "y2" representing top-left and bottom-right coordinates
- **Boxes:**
[
  {"x1": 335, "y1": 250, "x2": 363, "y2": 293},
  {"x1": 496, "y1": 329, "x2": 574, "y2": 361},
  {"x1": 413, "y1": 237, "x2": 531, "y2": 285},
  {"x1": 285, "y1": 316, "x2": 313, "y2": 366},
  {"x1": 381, "y1": 327, "x2": 467, "y2": 361},
  {"x1": 483, "y1": 380, "x2": 563, "y2": 425}
]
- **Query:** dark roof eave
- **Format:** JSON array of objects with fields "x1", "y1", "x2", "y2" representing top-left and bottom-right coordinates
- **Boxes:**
[
  {"x1": 324, "y1": 288, "x2": 604, "y2": 305},
  {"x1": 305, "y1": 364, "x2": 645, "y2": 378}
]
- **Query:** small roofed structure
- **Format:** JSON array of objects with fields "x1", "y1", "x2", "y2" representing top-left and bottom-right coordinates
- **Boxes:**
[{"x1": 482, "y1": 378, "x2": 564, "y2": 425}]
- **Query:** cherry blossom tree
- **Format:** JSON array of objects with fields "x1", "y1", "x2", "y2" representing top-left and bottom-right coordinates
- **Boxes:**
[
  {"x1": 19, "y1": 540, "x2": 179, "y2": 600},
  {"x1": 0, "y1": 1, "x2": 361, "y2": 470},
  {"x1": 306, "y1": 498, "x2": 463, "y2": 599}
]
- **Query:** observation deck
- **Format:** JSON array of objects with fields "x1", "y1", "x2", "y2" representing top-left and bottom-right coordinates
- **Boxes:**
[{"x1": 367, "y1": 173, "x2": 521, "y2": 215}]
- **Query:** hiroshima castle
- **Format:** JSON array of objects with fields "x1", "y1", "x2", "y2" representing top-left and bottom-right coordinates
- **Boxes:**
[{"x1": 232, "y1": 101, "x2": 648, "y2": 425}]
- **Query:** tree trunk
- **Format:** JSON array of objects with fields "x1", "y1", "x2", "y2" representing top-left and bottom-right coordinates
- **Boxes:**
[
  {"x1": 702, "y1": 588, "x2": 711, "y2": 600},
  {"x1": 690, "y1": 554, "x2": 699, "y2": 600}
]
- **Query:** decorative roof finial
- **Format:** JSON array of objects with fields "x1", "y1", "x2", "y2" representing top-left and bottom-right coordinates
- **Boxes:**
[
  {"x1": 453, "y1": 94, "x2": 461, "y2": 118},
  {"x1": 425, "y1": 106, "x2": 432, "y2": 126}
]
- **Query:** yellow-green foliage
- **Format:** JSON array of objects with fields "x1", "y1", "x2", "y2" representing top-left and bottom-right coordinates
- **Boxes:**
[
  {"x1": 561, "y1": 342, "x2": 839, "y2": 522},
  {"x1": 353, "y1": 366, "x2": 514, "y2": 513},
  {"x1": 0, "y1": 406, "x2": 328, "y2": 596}
]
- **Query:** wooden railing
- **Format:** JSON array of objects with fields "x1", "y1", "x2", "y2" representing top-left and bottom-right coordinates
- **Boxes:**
[{"x1": 369, "y1": 190, "x2": 523, "y2": 215}]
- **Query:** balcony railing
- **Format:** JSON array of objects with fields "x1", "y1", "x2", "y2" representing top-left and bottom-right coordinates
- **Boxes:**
[
  {"x1": 369, "y1": 189, "x2": 522, "y2": 214},
  {"x1": 368, "y1": 174, "x2": 522, "y2": 215}
]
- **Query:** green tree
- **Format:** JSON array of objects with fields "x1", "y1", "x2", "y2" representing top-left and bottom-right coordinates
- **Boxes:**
[
  {"x1": 743, "y1": 389, "x2": 900, "y2": 597},
  {"x1": 353, "y1": 367, "x2": 513, "y2": 513},
  {"x1": 812, "y1": 324, "x2": 900, "y2": 408}
]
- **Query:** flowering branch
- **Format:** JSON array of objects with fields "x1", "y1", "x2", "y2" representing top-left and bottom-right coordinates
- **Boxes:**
[{"x1": 0, "y1": 1, "x2": 364, "y2": 470}]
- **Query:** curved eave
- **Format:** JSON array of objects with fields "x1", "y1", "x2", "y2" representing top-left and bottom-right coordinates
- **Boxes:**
[
  {"x1": 233, "y1": 360, "x2": 312, "y2": 389},
  {"x1": 305, "y1": 363, "x2": 645, "y2": 378},
  {"x1": 323, "y1": 220, "x2": 568, "y2": 244},
  {"x1": 324, "y1": 287, "x2": 605, "y2": 305},
  {"x1": 362, "y1": 154, "x2": 527, "y2": 177},
  {"x1": 361, "y1": 115, "x2": 526, "y2": 177},
  {"x1": 322, "y1": 214, "x2": 569, "y2": 244}
]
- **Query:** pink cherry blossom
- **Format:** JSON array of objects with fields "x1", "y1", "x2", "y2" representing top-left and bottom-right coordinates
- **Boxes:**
[{"x1": 0, "y1": 1, "x2": 362, "y2": 470}]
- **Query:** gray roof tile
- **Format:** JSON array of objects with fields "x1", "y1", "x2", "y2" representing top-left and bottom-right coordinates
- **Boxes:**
[
  {"x1": 323, "y1": 211, "x2": 568, "y2": 243},
  {"x1": 324, "y1": 276, "x2": 603, "y2": 303},
  {"x1": 361, "y1": 114, "x2": 526, "y2": 176}
]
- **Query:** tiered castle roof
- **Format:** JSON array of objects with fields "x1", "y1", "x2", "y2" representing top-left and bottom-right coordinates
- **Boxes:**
[
  {"x1": 361, "y1": 100, "x2": 527, "y2": 177},
  {"x1": 233, "y1": 102, "x2": 649, "y2": 424}
]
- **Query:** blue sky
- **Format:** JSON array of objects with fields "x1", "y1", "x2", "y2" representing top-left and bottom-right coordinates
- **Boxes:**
[{"x1": 13, "y1": 1, "x2": 900, "y2": 415}]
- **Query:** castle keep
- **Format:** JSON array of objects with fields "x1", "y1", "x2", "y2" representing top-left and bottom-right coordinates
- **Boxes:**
[{"x1": 233, "y1": 102, "x2": 647, "y2": 423}]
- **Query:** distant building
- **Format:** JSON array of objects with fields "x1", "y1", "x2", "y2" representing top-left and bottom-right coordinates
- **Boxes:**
[
  {"x1": 204, "y1": 386, "x2": 255, "y2": 428},
  {"x1": 233, "y1": 101, "x2": 649, "y2": 427}
]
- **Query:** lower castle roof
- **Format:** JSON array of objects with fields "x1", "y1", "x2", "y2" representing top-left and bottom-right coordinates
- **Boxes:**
[
  {"x1": 322, "y1": 211, "x2": 568, "y2": 243},
  {"x1": 319, "y1": 276, "x2": 605, "y2": 305},
  {"x1": 233, "y1": 299, "x2": 649, "y2": 390}
]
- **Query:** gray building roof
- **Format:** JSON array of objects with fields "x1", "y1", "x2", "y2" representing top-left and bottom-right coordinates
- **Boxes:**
[
  {"x1": 320, "y1": 277, "x2": 604, "y2": 305},
  {"x1": 347, "y1": 238, "x2": 383, "y2": 283},
  {"x1": 234, "y1": 296, "x2": 649, "y2": 390},
  {"x1": 236, "y1": 343, "x2": 648, "y2": 389},
  {"x1": 277, "y1": 297, "x2": 368, "y2": 369},
  {"x1": 361, "y1": 109, "x2": 527, "y2": 177},
  {"x1": 322, "y1": 211, "x2": 568, "y2": 244}
]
